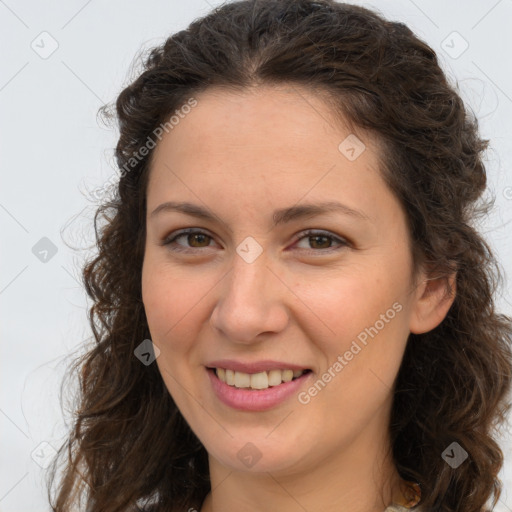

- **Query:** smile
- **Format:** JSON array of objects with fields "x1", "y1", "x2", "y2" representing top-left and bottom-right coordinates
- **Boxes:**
[
  {"x1": 206, "y1": 366, "x2": 313, "y2": 411},
  {"x1": 213, "y1": 367, "x2": 309, "y2": 390}
]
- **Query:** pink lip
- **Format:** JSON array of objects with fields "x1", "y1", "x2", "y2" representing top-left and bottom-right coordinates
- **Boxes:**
[
  {"x1": 205, "y1": 359, "x2": 310, "y2": 373},
  {"x1": 206, "y1": 367, "x2": 312, "y2": 412}
]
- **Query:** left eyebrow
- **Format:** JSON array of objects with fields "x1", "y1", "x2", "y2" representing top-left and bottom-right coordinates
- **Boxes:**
[
  {"x1": 149, "y1": 200, "x2": 371, "y2": 227},
  {"x1": 271, "y1": 201, "x2": 371, "y2": 226}
]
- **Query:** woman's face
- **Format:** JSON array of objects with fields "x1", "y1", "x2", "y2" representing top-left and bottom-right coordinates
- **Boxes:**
[{"x1": 142, "y1": 85, "x2": 427, "y2": 475}]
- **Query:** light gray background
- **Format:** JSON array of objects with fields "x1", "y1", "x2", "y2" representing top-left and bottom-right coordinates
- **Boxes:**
[{"x1": 1, "y1": 0, "x2": 511, "y2": 510}]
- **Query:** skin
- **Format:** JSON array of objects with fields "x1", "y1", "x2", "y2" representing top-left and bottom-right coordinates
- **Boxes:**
[{"x1": 141, "y1": 84, "x2": 456, "y2": 512}]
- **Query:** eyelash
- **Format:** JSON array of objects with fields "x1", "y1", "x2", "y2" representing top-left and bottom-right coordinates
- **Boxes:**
[{"x1": 161, "y1": 228, "x2": 349, "y2": 254}]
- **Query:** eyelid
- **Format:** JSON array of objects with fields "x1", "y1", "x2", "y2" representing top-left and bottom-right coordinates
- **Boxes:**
[
  {"x1": 161, "y1": 228, "x2": 217, "y2": 250},
  {"x1": 293, "y1": 229, "x2": 350, "y2": 250},
  {"x1": 161, "y1": 227, "x2": 350, "y2": 253}
]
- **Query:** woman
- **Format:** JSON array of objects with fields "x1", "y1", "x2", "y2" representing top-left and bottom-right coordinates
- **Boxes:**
[{"x1": 47, "y1": 1, "x2": 512, "y2": 511}]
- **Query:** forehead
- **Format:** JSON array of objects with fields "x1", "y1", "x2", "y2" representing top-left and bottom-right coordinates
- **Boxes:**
[
  {"x1": 153, "y1": 85, "x2": 362, "y2": 157},
  {"x1": 146, "y1": 85, "x2": 388, "y2": 217}
]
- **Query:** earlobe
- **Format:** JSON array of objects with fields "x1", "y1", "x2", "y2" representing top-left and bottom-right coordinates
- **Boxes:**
[{"x1": 409, "y1": 271, "x2": 457, "y2": 335}]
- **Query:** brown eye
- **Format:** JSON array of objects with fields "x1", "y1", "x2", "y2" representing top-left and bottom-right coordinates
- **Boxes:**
[
  {"x1": 294, "y1": 230, "x2": 349, "y2": 252},
  {"x1": 186, "y1": 233, "x2": 211, "y2": 247},
  {"x1": 162, "y1": 229, "x2": 215, "y2": 252},
  {"x1": 308, "y1": 235, "x2": 332, "y2": 249}
]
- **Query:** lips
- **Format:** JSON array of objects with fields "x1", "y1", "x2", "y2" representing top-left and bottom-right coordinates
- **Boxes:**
[{"x1": 205, "y1": 360, "x2": 313, "y2": 411}]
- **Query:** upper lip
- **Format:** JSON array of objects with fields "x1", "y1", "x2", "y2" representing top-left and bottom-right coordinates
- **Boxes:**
[{"x1": 206, "y1": 359, "x2": 311, "y2": 374}]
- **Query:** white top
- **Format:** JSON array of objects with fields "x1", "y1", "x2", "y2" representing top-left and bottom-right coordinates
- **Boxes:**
[{"x1": 385, "y1": 505, "x2": 421, "y2": 512}]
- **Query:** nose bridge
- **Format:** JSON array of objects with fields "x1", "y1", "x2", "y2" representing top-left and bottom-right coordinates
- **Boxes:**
[{"x1": 211, "y1": 245, "x2": 289, "y2": 342}]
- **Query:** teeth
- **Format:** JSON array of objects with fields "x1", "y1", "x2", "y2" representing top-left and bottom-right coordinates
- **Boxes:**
[
  {"x1": 268, "y1": 369, "x2": 282, "y2": 386},
  {"x1": 250, "y1": 371, "x2": 268, "y2": 390},
  {"x1": 282, "y1": 369, "x2": 293, "y2": 382},
  {"x1": 234, "y1": 371, "x2": 251, "y2": 388},
  {"x1": 217, "y1": 368, "x2": 226, "y2": 381},
  {"x1": 215, "y1": 368, "x2": 307, "y2": 390},
  {"x1": 226, "y1": 369, "x2": 235, "y2": 386}
]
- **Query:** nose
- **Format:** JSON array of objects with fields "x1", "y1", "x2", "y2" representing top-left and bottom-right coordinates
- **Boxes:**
[{"x1": 210, "y1": 248, "x2": 290, "y2": 345}]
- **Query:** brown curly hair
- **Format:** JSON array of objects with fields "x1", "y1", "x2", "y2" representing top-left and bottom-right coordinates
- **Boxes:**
[{"x1": 47, "y1": 1, "x2": 512, "y2": 511}]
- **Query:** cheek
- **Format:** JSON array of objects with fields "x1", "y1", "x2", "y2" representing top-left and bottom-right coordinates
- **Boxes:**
[
  {"x1": 142, "y1": 263, "x2": 207, "y2": 406},
  {"x1": 141, "y1": 261, "x2": 203, "y2": 353},
  {"x1": 301, "y1": 275, "x2": 409, "y2": 432},
  {"x1": 300, "y1": 267, "x2": 408, "y2": 346},
  {"x1": 298, "y1": 255, "x2": 411, "y2": 400}
]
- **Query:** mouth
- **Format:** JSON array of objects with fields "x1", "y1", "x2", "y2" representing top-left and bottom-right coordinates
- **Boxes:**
[{"x1": 207, "y1": 367, "x2": 312, "y2": 391}]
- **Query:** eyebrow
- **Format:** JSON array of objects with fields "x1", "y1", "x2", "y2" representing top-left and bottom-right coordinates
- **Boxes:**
[{"x1": 150, "y1": 200, "x2": 371, "y2": 228}]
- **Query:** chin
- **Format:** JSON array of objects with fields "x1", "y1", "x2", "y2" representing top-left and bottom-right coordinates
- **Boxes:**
[{"x1": 202, "y1": 431, "x2": 313, "y2": 474}]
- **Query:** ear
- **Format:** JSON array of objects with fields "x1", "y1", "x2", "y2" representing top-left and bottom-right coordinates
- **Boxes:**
[{"x1": 409, "y1": 268, "x2": 457, "y2": 335}]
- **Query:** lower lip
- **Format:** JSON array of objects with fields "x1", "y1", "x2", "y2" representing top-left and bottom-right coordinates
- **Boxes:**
[{"x1": 207, "y1": 368, "x2": 312, "y2": 411}]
